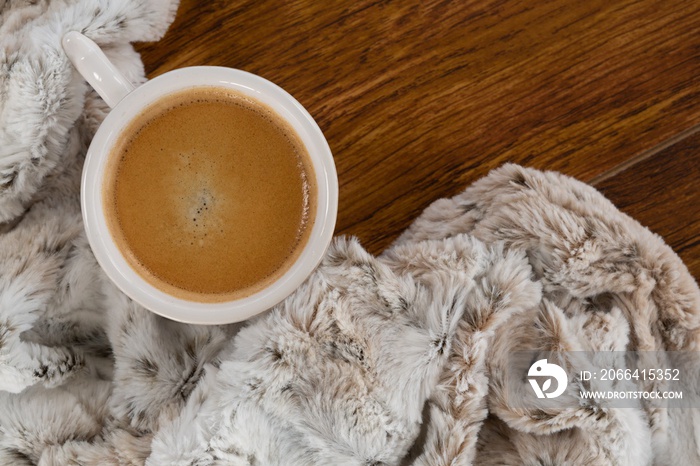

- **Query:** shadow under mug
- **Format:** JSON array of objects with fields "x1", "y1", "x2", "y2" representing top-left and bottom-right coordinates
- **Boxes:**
[{"x1": 62, "y1": 31, "x2": 338, "y2": 325}]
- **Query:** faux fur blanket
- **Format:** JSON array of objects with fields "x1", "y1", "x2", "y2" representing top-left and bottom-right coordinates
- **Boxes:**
[{"x1": 2, "y1": 1, "x2": 699, "y2": 465}]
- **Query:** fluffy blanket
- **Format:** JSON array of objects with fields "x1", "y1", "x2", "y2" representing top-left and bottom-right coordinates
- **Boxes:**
[{"x1": 1, "y1": 0, "x2": 699, "y2": 465}]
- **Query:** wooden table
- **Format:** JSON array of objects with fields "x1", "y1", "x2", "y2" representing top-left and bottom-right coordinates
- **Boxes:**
[{"x1": 136, "y1": 0, "x2": 700, "y2": 281}]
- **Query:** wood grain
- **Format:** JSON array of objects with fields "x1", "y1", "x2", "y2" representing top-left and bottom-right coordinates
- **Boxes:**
[
  {"x1": 135, "y1": 0, "x2": 700, "y2": 255},
  {"x1": 596, "y1": 129, "x2": 700, "y2": 281}
]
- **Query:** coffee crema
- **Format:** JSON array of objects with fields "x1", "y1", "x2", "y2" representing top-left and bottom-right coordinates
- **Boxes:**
[{"x1": 103, "y1": 87, "x2": 317, "y2": 303}]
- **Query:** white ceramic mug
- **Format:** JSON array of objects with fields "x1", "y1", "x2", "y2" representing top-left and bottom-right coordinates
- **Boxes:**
[{"x1": 62, "y1": 31, "x2": 338, "y2": 325}]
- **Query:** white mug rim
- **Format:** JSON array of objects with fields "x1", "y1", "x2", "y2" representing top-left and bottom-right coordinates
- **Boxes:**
[{"x1": 82, "y1": 66, "x2": 337, "y2": 325}]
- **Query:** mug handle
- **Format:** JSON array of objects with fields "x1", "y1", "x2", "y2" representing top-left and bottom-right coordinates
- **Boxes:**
[{"x1": 62, "y1": 31, "x2": 135, "y2": 109}]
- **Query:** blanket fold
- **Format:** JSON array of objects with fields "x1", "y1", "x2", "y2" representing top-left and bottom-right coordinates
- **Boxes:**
[{"x1": 1, "y1": 1, "x2": 699, "y2": 465}]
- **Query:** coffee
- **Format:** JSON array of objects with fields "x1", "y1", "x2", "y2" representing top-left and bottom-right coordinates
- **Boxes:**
[{"x1": 103, "y1": 87, "x2": 317, "y2": 303}]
